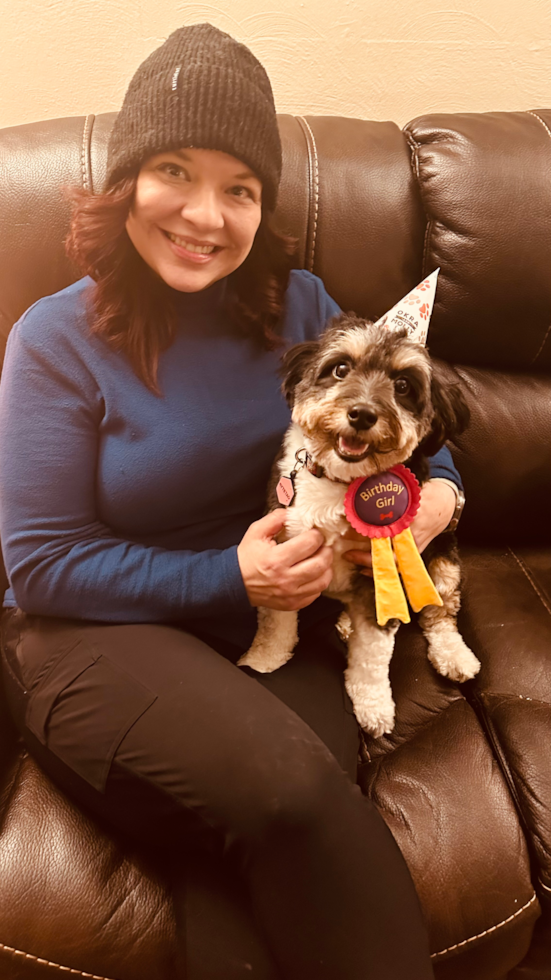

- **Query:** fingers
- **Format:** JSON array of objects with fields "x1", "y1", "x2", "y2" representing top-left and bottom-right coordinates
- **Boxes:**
[
  {"x1": 343, "y1": 549, "x2": 373, "y2": 568},
  {"x1": 262, "y1": 545, "x2": 333, "y2": 599},
  {"x1": 249, "y1": 512, "x2": 326, "y2": 562},
  {"x1": 285, "y1": 544, "x2": 333, "y2": 587},
  {"x1": 277, "y1": 527, "x2": 326, "y2": 563},
  {"x1": 252, "y1": 508, "x2": 288, "y2": 539},
  {"x1": 343, "y1": 548, "x2": 374, "y2": 579},
  {"x1": 284, "y1": 544, "x2": 333, "y2": 585}
]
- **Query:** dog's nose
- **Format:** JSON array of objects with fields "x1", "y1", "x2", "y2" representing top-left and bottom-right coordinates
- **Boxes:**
[{"x1": 347, "y1": 404, "x2": 378, "y2": 430}]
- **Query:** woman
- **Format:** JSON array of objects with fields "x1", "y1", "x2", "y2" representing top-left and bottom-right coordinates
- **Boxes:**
[{"x1": 0, "y1": 24, "x2": 461, "y2": 979}]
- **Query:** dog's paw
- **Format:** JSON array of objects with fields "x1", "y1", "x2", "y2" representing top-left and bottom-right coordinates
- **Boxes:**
[
  {"x1": 336, "y1": 611, "x2": 353, "y2": 642},
  {"x1": 345, "y1": 676, "x2": 396, "y2": 737},
  {"x1": 237, "y1": 646, "x2": 292, "y2": 674},
  {"x1": 427, "y1": 632, "x2": 481, "y2": 683}
]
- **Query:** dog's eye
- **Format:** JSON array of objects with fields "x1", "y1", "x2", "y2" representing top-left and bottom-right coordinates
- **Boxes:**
[
  {"x1": 394, "y1": 377, "x2": 411, "y2": 395},
  {"x1": 332, "y1": 363, "x2": 350, "y2": 380}
]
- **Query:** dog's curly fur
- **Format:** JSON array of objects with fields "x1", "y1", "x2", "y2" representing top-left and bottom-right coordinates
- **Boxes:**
[{"x1": 238, "y1": 315, "x2": 480, "y2": 736}]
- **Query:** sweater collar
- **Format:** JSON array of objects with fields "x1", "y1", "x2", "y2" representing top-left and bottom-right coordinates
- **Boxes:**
[{"x1": 171, "y1": 277, "x2": 228, "y2": 319}]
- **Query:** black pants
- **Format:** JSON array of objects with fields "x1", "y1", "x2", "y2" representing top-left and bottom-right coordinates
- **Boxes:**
[{"x1": 1, "y1": 608, "x2": 433, "y2": 980}]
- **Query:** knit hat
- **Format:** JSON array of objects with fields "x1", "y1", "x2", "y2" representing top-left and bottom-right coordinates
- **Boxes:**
[{"x1": 106, "y1": 23, "x2": 282, "y2": 210}]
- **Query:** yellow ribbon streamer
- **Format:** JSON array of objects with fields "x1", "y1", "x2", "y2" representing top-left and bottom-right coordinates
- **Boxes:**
[
  {"x1": 370, "y1": 528, "x2": 443, "y2": 626},
  {"x1": 391, "y1": 527, "x2": 443, "y2": 613},
  {"x1": 371, "y1": 537, "x2": 410, "y2": 626}
]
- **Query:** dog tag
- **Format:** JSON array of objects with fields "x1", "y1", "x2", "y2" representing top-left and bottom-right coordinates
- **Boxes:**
[{"x1": 276, "y1": 475, "x2": 295, "y2": 507}]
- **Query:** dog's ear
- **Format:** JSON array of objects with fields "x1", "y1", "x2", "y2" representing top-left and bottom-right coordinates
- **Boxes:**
[
  {"x1": 420, "y1": 363, "x2": 470, "y2": 456},
  {"x1": 280, "y1": 341, "x2": 320, "y2": 407}
]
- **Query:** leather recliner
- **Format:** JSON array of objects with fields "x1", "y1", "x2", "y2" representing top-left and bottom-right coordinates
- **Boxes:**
[{"x1": 0, "y1": 107, "x2": 549, "y2": 980}]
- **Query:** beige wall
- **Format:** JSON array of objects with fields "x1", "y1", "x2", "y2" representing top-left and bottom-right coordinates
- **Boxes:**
[{"x1": 1, "y1": 0, "x2": 550, "y2": 130}]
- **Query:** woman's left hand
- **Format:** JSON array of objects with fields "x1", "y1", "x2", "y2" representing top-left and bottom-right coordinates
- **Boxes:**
[{"x1": 343, "y1": 479, "x2": 457, "y2": 576}]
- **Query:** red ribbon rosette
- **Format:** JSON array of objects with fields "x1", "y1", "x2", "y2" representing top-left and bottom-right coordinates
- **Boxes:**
[{"x1": 343, "y1": 464, "x2": 421, "y2": 538}]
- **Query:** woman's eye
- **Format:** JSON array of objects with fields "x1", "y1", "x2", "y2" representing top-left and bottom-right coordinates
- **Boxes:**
[
  {"x1": 229, "y1": 185, "x2": 253, "y2": 200},
  {"x1": 332, "y1": 363, "x2": 350, "y2": 380},
  {"x1": 394, "y1": 377, "x2": 411, "y2": 395},
  {"x1": 159, "y1": 163, "x2": 188, "y2": 178}
]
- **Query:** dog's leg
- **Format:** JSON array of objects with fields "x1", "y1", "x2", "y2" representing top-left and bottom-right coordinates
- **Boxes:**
[
  {"x1": 344, "y1": 591, "x2": 399, "y2": 737},
  {"x1": 419, "y1": 555, "x2": 481, "y2": 682},
  {"x1": 237, "y1": 606, "x2": 299, "y2": 673}
]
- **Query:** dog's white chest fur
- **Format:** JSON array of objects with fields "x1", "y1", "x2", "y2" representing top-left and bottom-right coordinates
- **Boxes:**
[{"x1": 279, "y1": 424, "x2": 370, "y2": 597}]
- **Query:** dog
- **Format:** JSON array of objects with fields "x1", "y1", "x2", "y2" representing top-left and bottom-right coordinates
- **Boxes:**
[{"x1": 238, "y1": 313, "x2": 481, "y2": 737}]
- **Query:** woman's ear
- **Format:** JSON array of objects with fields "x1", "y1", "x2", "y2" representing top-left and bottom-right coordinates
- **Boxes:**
[
  {"x1": 280, "y1": 341, "x2": 320, "y2": 407},
  {"x1": 420, "y1": 364, "x2": 470, "y2": 456}
]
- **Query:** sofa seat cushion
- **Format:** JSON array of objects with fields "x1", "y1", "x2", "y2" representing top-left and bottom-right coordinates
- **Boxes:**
[
  {"x1": 461, "y1": 547, "x2": 551, "y2": 894},
  {"x1": 460, "y1": 547, "x2": 551, "y2": 894},
  {"x1": 357, "y1": 613, "x2": 539, "y2": 978},
  {"x1": 0, "y1": 750, "x2": 178, "y2": 980}
]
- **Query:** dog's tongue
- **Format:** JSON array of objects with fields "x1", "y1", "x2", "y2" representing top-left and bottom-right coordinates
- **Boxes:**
[{"x1": 338, "y1": 436, "x2": 368, "y2": 456}]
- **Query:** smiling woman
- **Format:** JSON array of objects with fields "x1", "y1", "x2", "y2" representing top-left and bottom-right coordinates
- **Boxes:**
[{"x1": 126, "y1": 147, "x2": 263, "y2": 293}]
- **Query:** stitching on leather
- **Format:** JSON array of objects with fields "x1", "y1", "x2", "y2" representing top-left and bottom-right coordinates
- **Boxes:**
[
  {"x1": 526, "y1": 110, "x2": 551, "y2": 142},
  {"x1": 0, "y1": 941, "x2": 117, "y2": 979},
  {"x1": 524, "y1": 112, "x2": 551, "y2": 364},
  {"x1": 430, "y1": 893, "x2": 538, "y2": 959},
  {"x1": 0, "y1": 742, "x2": 26, "y2": 838},
  {"x1": 421, "y1": 219, "x2": 432, "y2": 278},
  {"x1": 296, "y1": 116, "x2": 319, "y2": 273},
  {"x1": 531, "y1": 320, "x2": 551, "y2": 365},
  {"x1": 508, "y1": 548, "x2": 551, "y2": 617},
  {"x1": 80, "y1": 114, "x2": 94, "y2": 193},
  {"x1": 404, "y1": 130, "x2": 421, "y2": 180},
  {"x1": 483, "y1": 691, "x2": 551, "y2": 709},
  {"x1": 404, "y1": 131, "x2": 431, "y2": 275}
]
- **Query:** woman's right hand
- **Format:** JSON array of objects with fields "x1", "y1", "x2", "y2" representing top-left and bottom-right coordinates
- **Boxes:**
[{"x1": 237, "y1": 510, "x2": 333, "y2": 610}]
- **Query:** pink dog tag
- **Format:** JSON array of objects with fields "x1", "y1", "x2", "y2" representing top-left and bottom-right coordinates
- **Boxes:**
[{"x1": 276, "y1": 475, "x2": 295, "y2": 506}]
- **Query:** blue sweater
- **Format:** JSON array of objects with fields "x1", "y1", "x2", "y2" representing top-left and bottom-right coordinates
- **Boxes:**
[{"x1": 0, "y1": 270, "x2": 461, "y2": 648}]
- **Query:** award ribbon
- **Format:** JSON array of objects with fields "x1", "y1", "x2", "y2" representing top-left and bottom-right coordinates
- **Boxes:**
[{"x1": 344, "y1": 465, "x2": 443, "y2": 626}]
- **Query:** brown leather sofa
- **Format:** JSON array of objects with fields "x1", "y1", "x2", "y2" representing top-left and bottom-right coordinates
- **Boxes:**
[{"x1": 0, "y1": 107, "x2": 550, "y2": 980}]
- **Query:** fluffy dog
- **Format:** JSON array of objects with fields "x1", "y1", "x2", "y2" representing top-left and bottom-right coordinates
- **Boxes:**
[{"x1": 238, "y1": 314, "x2": 481, "y2": 736}]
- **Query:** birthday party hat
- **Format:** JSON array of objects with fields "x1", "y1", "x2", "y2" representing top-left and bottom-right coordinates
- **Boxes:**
[{"x1": 374, "y1": 268, "x2": 439, "y2": 346}]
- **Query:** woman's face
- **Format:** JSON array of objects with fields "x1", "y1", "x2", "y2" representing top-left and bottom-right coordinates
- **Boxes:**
[{"x1": 126, "y1": 147, "x2": 263, "y2": 292}]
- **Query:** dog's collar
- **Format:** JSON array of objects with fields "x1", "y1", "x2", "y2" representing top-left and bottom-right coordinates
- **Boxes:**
[
  {"x1": 305, "y1": 454, "x2": 324, "y2": 479},
  {"x1": 296, "y1": 449, "x2": 348, "y2": 485},
  {"x1": 278, "y1": 447, "x2": 364, "y2": 507}
]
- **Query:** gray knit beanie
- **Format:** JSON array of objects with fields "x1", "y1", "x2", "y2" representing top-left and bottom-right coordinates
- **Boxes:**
[{"x1": 106, "y1": 23, "x2": 282, "y2": 210}]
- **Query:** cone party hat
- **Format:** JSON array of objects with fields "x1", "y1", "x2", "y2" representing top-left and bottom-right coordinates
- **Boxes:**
[{"x1": 374, "y1": 268, "x2": 439, "y2": 345}]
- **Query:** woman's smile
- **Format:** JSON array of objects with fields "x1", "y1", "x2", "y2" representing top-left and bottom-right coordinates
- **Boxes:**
[
  {"x1": 164, "y1": 231, "x2": 218, "y2": 257},
  {"x1": 126, "y1": 147, "x2": 263, "y2": 292}
]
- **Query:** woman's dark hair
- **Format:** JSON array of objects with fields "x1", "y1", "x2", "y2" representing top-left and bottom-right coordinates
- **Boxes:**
[{"x1": 65, "y1": 175, "x2": 296, "y2": 394}]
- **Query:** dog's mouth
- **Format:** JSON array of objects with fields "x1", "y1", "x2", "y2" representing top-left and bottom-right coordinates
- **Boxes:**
[{"x1": 335, "y1": 435, "x2": 371, "y2": 462}]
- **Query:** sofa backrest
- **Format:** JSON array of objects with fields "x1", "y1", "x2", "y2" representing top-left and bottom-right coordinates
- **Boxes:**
[{"x1": 1, "y1": 109, "x2": 550, "y2": 545}]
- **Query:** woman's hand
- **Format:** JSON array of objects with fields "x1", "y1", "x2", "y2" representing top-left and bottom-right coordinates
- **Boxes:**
[
  {"x1": 237, "y1": 510, "x2": 333, "y2": 610},
  {"x1": 408, "y1": 480, "x2": 456, "y2": 553},
  {"x1": 342, "y1": 479, "x2": 457, "y2": 576}
]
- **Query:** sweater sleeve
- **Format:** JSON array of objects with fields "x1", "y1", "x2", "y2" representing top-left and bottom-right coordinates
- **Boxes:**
[
  {"x1": 284, "y1": 270, "x2": 341, "y2": 341},
  {"x1": 427, "y1": 446, "x2": 463, "y2": 490},
  {"x1": 0, "y1": 318, "x2": 250, "y2": 623}
]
